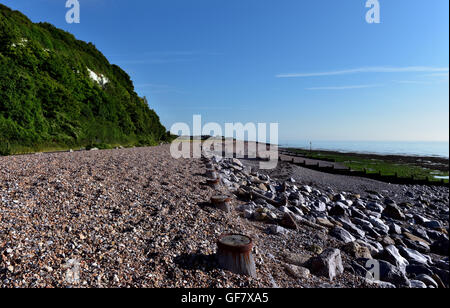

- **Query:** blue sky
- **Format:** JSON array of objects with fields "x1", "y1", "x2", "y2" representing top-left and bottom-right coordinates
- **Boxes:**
[{"x1": 2, "y1": 0, "x2": 449, "y2": 142}]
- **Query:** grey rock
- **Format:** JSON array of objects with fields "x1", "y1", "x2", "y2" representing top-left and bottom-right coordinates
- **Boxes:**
[
  {"x1": 380, "y1": 245, "x2": 409, "y2": 273},
  {"x1": 367, "y1": 202, "x2": 384, "y2": 213},
  {"x1": 369, "y1": 216, "x2": 390, "y2": 235},
  {"x1": 410, "y1": 280, "x2": 427, "y2": 288},
  {"x1": 383, "y1": 203, "x2": 406, "y2": 220},
  {"x1": 311, "y1": 201, "x2": 327, "y2": 212},
  {"x1": 310, "y1": 248, "x2": 344, "y2": 281},
  {"x1": 266, "y1": 225, "x2": 289, "y2": 235},
  {"x1": 329, "y1": 202, "x2": 348, "y2": 216},
  {"x1": 423, "y1": 220, "x2": 443, "y2": 230},
  {"x1": 361, "y1": 259, "x2": 410, "y2": 287},
  {"x1": 398, "y1": 246, "x2": 430, "y2": 265},
  {"x1": 389, "y1": 223, "x2": 402, "y2": 235},
  {"x1": 337, "y1": 217, "x2": 366, "y2": 239},
  {"x1": 415, "y1": 274, "x2": 438, "y2": 288},
  {"x1": 330, "y1": 227, "x2": 356, "y2": 244},
  {"x1": 284, "y1": 264, "x2": 310, "y2": 279}
]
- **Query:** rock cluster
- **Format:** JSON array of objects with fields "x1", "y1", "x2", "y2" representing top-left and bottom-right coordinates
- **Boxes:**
[{"x1": 214, "y1": 155, "x2": 449, "y2": 288}]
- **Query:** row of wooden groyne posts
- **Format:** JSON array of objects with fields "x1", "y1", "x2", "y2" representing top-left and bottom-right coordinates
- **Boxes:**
[{"x1": 278, "y1": 150, "x2": 449, "y2": 187}]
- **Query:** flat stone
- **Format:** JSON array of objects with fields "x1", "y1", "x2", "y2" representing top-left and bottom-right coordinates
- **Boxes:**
[
  {"x1": 343, "y1": 241, "x2": 372, "y2": 259},
  {"x1": 316, "y1": 217, "x2": 335, "y2": 229},
  {"x1": 398, "y1": 246, "x2": 429, "y2": 265},
  {"x1": 330, "y1": 226, "x2": 356, "y2": 244},
  {"x1": 284, "y1": 263, "x2": 311, "y2": 279},
  {"x1": 283, "y1": 252, "x2": 312, "y2": 267}
]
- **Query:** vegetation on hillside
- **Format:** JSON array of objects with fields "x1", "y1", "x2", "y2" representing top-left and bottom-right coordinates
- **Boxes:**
[{"x1": 0, "y1": 4, "x2": 171, "y2": 155}]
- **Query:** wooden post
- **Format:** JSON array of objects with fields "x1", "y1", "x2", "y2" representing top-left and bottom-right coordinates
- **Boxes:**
[
  {"x1": 211, "y1": 195, "x2": 232, "y2": 212},
  {"x1": 217, "y1": 234, "x2": 256, "y2": 277},
  {"x1": 206, "y1": 178, "x2": 221, "y2": 189},
  {"x1": 206, "y1": 168, "x2": 217, "y2": 179}
]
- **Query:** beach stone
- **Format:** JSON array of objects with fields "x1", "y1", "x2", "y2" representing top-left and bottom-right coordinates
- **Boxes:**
[
  {"x1": 283, "y1": 252, "x2": 312, "y2": 267},
  {"x1": 333, "y1": 194, "x2": 346, "y2": 202},
  {"x1": 329, "y1": 202, "x2": 348, "y2": 216},
  {"x1": 367, "y1": 202, "x2": 384, "y2": 213},
  {"x1": 410, "y1": 280, "x2": 427, "y2": 288},
  {"x1": 360, "y1": 259, "x2": 410, "y2": 287},
  {"x1": 423, "y1": 220, "x2": 443, "y2": 230},
  {"x1": 352, "y1": 217, "x2": 373, "y2": 229},
  {"x1": 310, "y1": 248, "x2": 344, "y2": 281},
  {"x1": 284, "y1": 264, "x2": 311, "y2": 279},
  {"x1": 301, "y1": 185, "x2": 312, "y2": 193},
  {"x1": 406, "y1": 264, "x2": 434, "y2": 277},
  {"x1": 383, "y1": 203, "x2": 406, "y2": 220},
  {"x1": 431, "y1": 238, "x2": 449, "y2": 256},
  {"x1": 389, "y1": 223, "x2": 402, "y2": 235},
  {"x1": 280, "y1": 213, "x2": 299, "y2": 230},
  {"x1": 337, "y1": 217, "x2": 366, "y2": 239},
  {"x1": 316, "y1": 217, "x2": 335, "y2": 229},
  {"x1": 330, "y1": 227, "x2": 356, "y2": 244},
  {"x1": 415, "y1": 274, "x2": 438, "y2": 288},
  {"x1": 343, "y1": 241, "x2": 372, "y2": 259},
  {"x1": 380, "y1": 245, "x2": 409, "y2": 273},
  {"x1": 311, "y1": 201, "x2": 327, "y2": 212},
  {"x1": 398, "y1": 246, "x2": 429, "y2": 265},
  {"x1": 403, "y1": 232, "x2": 430, "y2": 246},
  {"x1": 243, "y1": 210, "x2": 254, "y2": 219},
  {"x1": 369, "y1": 217, "x2": 390, "y2": 235},
  {"x1": 266, "y1": 225, "x2": 289, "y2": 235}
]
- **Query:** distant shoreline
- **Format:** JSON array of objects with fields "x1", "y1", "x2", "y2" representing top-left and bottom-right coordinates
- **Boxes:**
[
  {"x1": 282, "y1": 146, "x2": 449, "y2": 182},
  {"x1": 279, "y1": 141, "x2": 449, "y2": 159},
  {"x1": 282, "y1": 146, "x2": 450, "y2": 160}
]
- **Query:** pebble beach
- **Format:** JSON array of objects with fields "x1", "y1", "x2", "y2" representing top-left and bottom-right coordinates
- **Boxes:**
[{"x1": 0, "y1": 145, "x2": 448, "y2": 288}]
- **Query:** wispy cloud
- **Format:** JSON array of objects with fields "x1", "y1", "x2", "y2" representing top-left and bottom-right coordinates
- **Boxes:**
[
  {"x1": 276, "y1": 66, "x2": 449, "y2": 78},
  {"x1": 306, "y1": 84, "x2": 382, "y2": 91},
  {"x1": 424, "y1": 72, "x2": 450, "y2": 78}
]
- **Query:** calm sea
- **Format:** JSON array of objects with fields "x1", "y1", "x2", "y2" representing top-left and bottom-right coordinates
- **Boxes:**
[{"x1": 279, "y1": 141, "x2": 449, "y2": 158}]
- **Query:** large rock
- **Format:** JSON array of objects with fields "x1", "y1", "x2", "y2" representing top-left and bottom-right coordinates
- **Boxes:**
[
  {"x1": 380, "y1": 245, "x2": 409, "y2": 273},
  {"x1": 330, "y1": 227, "x2": 356, "y2": 244},
  {"x1": 283, "y1": 264, "x2": 311, "y2": 279},
  {"x1": 398, "y1": 246, "x2": 430, "y2": 265},
  {"x1": 369, "y1": 217, "x2": 390, "y2": 235},
  {"x1": 283, "y1": 252, "x2": 312, "y2": 267},
  {"x1": 410, "y1": 280, "x2": 427, "y2": 288},
  {"x1": 280, "y1": 213, "x2": 299, "y2": 230},
  {"x1": 311, "y1": 201, "x2": 327, "y2": 212},
  {"x1": 367, "y1": 202, "x2": 384, "y2": 213},
  {"x1": 343, "y1": 241, "x2": 372, "y2": 259},
  {"x1": 310, "y1": 248, "x2": 344, "y2": 281},
  {"x1": 337, "y1": 217, "x2": 366, "y2": 239},
  {"x1": 423, "y1": 220, "x2": 443, "y2": 230},
  {"x1": 329, "y1": 202, "x2": 348, "y2": 216},
  {"x1": 415, "y1": 274, "x2": 438, "y2": 288},
  {"x1": 431, "y1": 238, "x2": 449, "y2": 256},
  {"x1": 383, "y1": 203, "x2": 406, "y2": 220},
  {"x1": 359, "y1": 259, "x2": 410, "y2": 287}
]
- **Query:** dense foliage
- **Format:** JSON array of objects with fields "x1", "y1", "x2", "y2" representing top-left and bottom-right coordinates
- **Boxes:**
[{"x1": 0, "y1": 4, "x2": 169, "y2": 155}]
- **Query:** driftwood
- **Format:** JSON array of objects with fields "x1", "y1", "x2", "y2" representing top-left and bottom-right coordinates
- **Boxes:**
[{"x1": 216, "y1": 234, "x2": 256, "y2": 277}]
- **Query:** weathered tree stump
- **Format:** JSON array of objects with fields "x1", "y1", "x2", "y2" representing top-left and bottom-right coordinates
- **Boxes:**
[
  {"x1": 206, "y1": 178, "x2": 221, "y2": 189},
  {"x1": 205, "y1": 162, "x2": 214, "y2": 169},
  {"x1": 205, "y1": 168, "x2": 217, "y2": 179},
  {"x1": 210, "y1": 195, "x2": 232, "y2": 212},
  {"x1": 216, "y1": 234, "x2": 256, "y2": 277}
]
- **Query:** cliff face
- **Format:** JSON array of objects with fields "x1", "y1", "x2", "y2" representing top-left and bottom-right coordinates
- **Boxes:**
[{"x1": 0, "y1": 4, "x2": 168, "y2": 154}]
